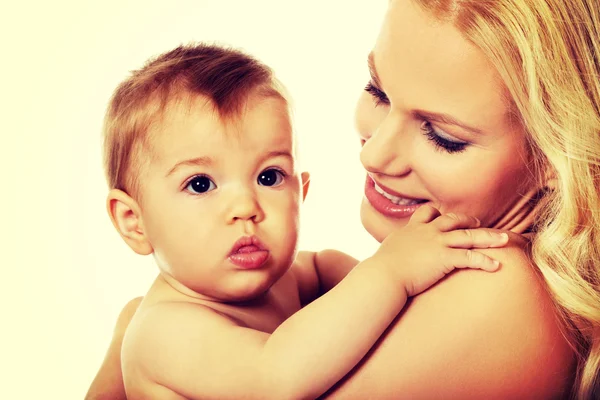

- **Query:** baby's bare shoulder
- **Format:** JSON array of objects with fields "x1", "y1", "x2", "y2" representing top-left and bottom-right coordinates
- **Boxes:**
[
  {"x1": 124, "y1": 301, "x2": 237, "y2": 358},
  {"x1": 122, "y1": 301, "x2": 240, "y2": 380},
  {"x1": 130, "y1": 301, "x2": 236, "y2": 335}
]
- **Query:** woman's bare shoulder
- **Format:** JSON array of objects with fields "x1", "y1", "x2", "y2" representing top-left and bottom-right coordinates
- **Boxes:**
[{"x1": 325, "y1": 233, "x2": 576, "y2": 399}]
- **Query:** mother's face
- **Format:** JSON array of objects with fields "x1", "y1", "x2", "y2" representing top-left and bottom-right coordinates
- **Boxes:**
[{"x1": 356, "y1": 0, "x2": 537, "y2": 242}]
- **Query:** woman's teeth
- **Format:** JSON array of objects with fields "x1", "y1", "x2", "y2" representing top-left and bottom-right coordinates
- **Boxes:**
[{"x1": 374, "y1": 183, "x2": 423, "y2": 206}]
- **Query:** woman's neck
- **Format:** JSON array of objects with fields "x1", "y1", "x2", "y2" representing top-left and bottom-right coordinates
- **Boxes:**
[{"x1": 490, "y1": 187, "x2": 549, "y2": 235}]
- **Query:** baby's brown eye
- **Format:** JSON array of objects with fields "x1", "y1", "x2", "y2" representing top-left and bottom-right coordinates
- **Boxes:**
[
  {"x1": 186, "y1": 176, "x2": 216, "y2": 194},
  {"x1": 258, "y1": 169, "x2": 284, "y2": 187}
]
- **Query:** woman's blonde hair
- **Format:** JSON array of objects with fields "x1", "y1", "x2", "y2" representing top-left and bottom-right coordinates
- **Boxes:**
[{"x1": 415, "y1": 0, "x2": 600, "y2": 398}]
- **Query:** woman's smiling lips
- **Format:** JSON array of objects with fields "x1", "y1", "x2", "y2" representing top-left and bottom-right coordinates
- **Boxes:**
[
  {"x1": 364, "y1": 175, "x2": 429, "y2": 218},
  {"x1": 228, "y1": 236, "x2": 270, "y2": 269}
]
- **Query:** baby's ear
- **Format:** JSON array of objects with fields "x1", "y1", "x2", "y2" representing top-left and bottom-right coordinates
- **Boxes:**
[
  {"x1": 301, "y1": 172, "x2": 310, "y2": 201},
  {"x1": 106, "y1": 189, "x2": 153, "y2": 255}
]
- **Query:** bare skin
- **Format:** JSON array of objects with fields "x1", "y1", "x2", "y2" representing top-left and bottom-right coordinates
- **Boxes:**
[
  {"x1": 86, "y1": 297, "x2": 141, "y2": 400},
  {"x1": 120, "y1": 212, "x2": 507, "y2": 399},
  {"x1": 87, "y1": 236, "x2": 573, "y2": 400},
  {"x1": 326, "y1": 0, "x2": 576, "y2": 396},
  {"x1": 88, "y1": 213, "x2": 509, "y2": 399},
  {"x1": 87, "y1": 0, "x2": 577, "y2": 396},
  {"x1": 86, "y1": 235, "x2": 574, "y2": 400},
  {"x1": 93, "y1": 85, "x2": 510, "y2": 399},
  {"x1": 322, "y1": 234, "x2": 575, "y2": 399}
]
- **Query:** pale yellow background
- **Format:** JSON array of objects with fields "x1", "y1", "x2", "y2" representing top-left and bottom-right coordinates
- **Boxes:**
[{"x1": 2, "y1": 1, "x2": 387, "y2": 398}]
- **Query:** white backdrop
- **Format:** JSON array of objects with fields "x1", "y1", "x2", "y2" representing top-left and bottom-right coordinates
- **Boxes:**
[{"x1": 2, "y1": 1, "x2": 387, "y2": 398}]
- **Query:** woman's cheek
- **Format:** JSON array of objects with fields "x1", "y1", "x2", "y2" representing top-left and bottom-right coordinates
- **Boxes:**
[
  {"x1": 417, "y1": 154, "x2": 484, "y2": 210},
  {"x1": 433, "y1": 158, "x2": 511, "y2": 216}
]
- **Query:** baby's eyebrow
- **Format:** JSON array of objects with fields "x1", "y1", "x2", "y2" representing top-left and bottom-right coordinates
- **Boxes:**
[
  {"x1": 166, "y1": 156, "x2": 212, "y2": 177},
  {"x1": 260, "y1": 150, "x2": 295, "y2": 167},
  {"x1": 264, "y1": 150, "x2": 293, "y2": 160}
]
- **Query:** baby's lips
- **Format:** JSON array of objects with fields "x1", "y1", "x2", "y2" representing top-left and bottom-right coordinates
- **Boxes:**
[{"x1": 229, "y1": 235, "x2": 267, "y2": 255}]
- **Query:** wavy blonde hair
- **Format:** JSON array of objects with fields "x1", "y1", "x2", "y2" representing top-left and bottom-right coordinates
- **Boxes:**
[{"x1": 415, "y1": 0, "x2": 600, "y2": 398}]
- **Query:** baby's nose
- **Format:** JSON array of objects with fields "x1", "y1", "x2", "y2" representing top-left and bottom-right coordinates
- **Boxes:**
[{"x1": 226, "y1": 188, "x2": 265, "y2": 224}]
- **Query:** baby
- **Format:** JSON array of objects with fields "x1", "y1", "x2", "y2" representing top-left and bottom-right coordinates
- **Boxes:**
[{"x1": 101, "y1": 43, "x2": 507, "y2": 399}]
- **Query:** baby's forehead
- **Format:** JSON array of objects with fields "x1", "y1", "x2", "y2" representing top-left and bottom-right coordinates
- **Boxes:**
[
  {"x1": 161, "y1": 92, "x2": 291, "y2": 133},
  {"x1": 146, "y1": 92, "x2": 297, "y2": 161}
]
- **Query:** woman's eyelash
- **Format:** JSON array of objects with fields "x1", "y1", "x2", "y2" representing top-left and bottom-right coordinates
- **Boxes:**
[
  {"x1": 363, "y1": 81, "x2": 467, "y2": 154},
  {"x1": 420, "y1": 122, "x2": 468, "y2": 154},
  {"x1": 364, "y1": 81, "x2": 390, "y2": 107}
]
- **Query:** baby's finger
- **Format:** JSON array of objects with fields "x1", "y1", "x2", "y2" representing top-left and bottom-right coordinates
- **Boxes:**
[
  {"x1": 410, "y1": 204, "x2": 441, "y2": 224},
  {"x1": 448, "y1": 249, "x2": 501, "y2": 272},
  {"x1": 433, "y1": 212, "x2": 480, "y2": 232},
  {"x1": 444, "y1": 229, "x2": 509, "y2": 249}
]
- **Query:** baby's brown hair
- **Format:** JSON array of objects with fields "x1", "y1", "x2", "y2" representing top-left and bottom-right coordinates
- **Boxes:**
[{"x1": 102, "y1": 43, "x2": 287, "y2": 199}]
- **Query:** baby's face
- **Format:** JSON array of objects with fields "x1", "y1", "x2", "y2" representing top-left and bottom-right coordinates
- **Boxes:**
[{"x1": 137, "y1": 94, "x2": 305, "y2": 302}]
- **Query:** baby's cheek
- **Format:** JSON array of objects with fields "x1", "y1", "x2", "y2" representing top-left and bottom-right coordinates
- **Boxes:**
[{"x1": 264, "y1": 196, "x2": 297, "y2": 232}]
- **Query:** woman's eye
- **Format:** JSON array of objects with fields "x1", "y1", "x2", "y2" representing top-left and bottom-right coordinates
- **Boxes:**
[
  {"x1": 420, "y1": 121, "x2": 468, "y2": 154},
  {"x1": 185, "y1": 175, "x2": 216, "y2": 194},
  {"x1": 364, "y1": 81, "x2": 390, "y2": 107},
  {"x1": 258, "y1": 168, "x2": 285, "y2": 187}
]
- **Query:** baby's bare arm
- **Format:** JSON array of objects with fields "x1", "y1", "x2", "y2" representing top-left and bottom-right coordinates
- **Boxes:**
[
  {"x1": 130, "y1": 263, "x2": 410, "y2": 399},
  {"x1": 290, "y1": 250, "x2": 360, "y2": 304},
  {"x1": 85, "y1": 297, "x2": 142, "y2": 400},
  {"x1": 289, "y1": 251, "x2": 320, "y2": 305},
  {"x1": 132, "y1": 222, "x2": 504, "y2": 400},
  {"x1": 314, "y1": 250, "x2": 360, "y2": 293}
]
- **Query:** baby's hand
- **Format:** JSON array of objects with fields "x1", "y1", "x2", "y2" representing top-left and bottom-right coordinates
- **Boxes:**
[{"x1": 372, "y1": 205, "x2": 508, "y2": 297}]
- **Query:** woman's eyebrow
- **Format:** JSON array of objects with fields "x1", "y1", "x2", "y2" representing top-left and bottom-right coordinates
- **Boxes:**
[
  {"x1": 368, "y1": 52, "x2": 485, "y2": 135},
  {"x1": 413, "y1": 110, "x2": 485, "y2": 135}
]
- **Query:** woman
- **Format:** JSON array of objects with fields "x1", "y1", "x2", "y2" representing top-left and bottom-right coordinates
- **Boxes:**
[{"x1": 87, "y1": 0, "x2": 600, "y2": 398}]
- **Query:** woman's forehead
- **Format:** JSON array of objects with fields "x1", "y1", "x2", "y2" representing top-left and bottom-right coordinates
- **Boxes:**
[{"x1": 375, "y1": 0, "x2": 513, "y2": 134}]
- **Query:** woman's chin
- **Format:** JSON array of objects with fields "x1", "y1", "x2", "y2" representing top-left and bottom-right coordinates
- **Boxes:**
[{"x1": 360, "y1": 198, "x2": 409, "y2": 243}]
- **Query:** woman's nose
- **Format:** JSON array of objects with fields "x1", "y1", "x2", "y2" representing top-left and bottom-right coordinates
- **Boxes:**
[
  {"x1": 226, "y1": 187, "x2": 265, "y2": 224},
  {"x1": 360, "y1": 113, "x2": 412, "y2": 177}
]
